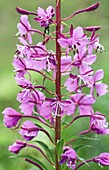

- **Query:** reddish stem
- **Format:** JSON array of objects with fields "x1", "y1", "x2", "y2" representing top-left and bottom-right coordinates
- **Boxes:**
[
  {"x1": 63, "y1": 115, "x2": 92, "y2": 129},
  {"x1": 34, "y1": 85, "x2": 55, "y2": 95},
  {"x1": 27, "y1": 143, "x2": 55, "y2": 166},
  {"x1": 22, "y1": 115, "x2": 54, "y2": 129},
  {"x1": 24, "y1": 158, "x2": 44, "y2": 170},
  {"x1": 65, "y1": 129, "x2": 91, "y2": 145},
  {"x1": 39, "y1": 128, "x2": 55, "y2": 145},
  {"x1": 62, "y1": 2, "x2": 100, "y2": 21},
  {"x1": 27, "y1": 68, "x2": 54, "y2": 82},
  {"x1": 75, "y1": 158, "x2": 94, "y2": 169},
  {"x1": 55, "y1": 0, "x2": 61, "y2": 170}
]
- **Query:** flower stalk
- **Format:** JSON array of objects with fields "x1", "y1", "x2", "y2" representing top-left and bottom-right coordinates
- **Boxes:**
[{"x1": 55, "y1": 0, "x2": 61, "y2": 169}]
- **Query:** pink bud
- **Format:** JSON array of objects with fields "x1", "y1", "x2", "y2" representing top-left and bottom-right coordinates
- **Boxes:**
[
  {"x1": 83, "y1": 26, "x2": 101, "y2": 32},
  {"x1": 16, "y1": 7, "x2": 37, "y2": 16},
  {"x1": 85, "y1": 2, "x2": 100, "y2": 12},
  {"x1": 16, "y1": 7, "x2": 30, "y2": 15}
]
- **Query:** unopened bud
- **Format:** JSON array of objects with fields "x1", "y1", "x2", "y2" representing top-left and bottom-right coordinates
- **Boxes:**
[
  {"x1": 16, "y1": 7, "x2": 30, "y2": 15},
  {"x1": 83, "y1": 26, "x2": 101, "y2": 32},
  {"x1": 85, "y1": 2, "x2": 100, "y2": 12}
]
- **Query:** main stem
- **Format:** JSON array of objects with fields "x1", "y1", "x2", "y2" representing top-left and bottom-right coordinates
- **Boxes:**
[{"x1": 55, "y1": 0, "x2": 61, "y2": 170}]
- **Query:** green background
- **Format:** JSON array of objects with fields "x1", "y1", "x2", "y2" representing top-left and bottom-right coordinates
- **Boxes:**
[{"x1": 0, "y1": 0, "x2": 109, "y2": 170}]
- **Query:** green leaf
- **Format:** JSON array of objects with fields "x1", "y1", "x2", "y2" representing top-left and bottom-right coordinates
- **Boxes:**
[
  {"x1": 34, "y1": 123, "x2": 43, "y2": 129},
  {"x1": 64, "y1": 135, "x2": 98, "y2": 144},
  {"x1": 64, "y1": 135, "x2": 77, "y2": 143},
  {"x1": 10, "y1": 154, "x2": 48, "y2": 170},
  {"x1": 77, "y1": 155, "x2": 90, "y2": 167},
  {"x1": 61, "y1": 164, "x2": 69, "y2": 170},
  {"x1": 79, "y1": 135, "x2": 98, "y2": 141},
  {"x1": 61, "y1": 21, "x2": 70, "y2": 28},
  {"x1": 74, "y1": 145, "x2": 93, "y2": 151},
  {"x1": 56, "y1": 138, "x2": 64, "y2": 160},
  {"x1": 35, "y1": 140, "x2": 54, "y2": 163}
]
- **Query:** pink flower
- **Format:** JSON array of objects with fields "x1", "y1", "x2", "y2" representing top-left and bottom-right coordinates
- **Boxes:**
[
  {"x1": 17, "y1": 15, "x2": 34, "y2": 44},
  {"x1": 15, "y1": 75, "x2": 32, "y2": 88},
  {"x1": 19, "y1": 120, "x2": 39, "y2": 141},
  {"x1": 89, "y1": 69, "x2": 108, "y2": 96},
  {"x1": 60, "y1": 146, "x2": 77, "y2": 170},
  {"x1": 94, "y1": 153, "x2": 109, "y2": 166},
  {"x1": 58, "y1": 25, "x2": 86, "y2": 55},
  {"x1": 64, "y1": 74, "x2": 79, "y2": 92},
  {"x1": 34, "y1": 6, "x2": 55, "y2": 27},
  {"x1": 9, "y1": 140, "x2": 26, "y2": 154},
  {"x1": 87, "y1": 30, "x2": 104, "y2": 55},
  {"x1": 73, "y1": 46, "x2": 96, "y2": 74},
  {"x1": 39, "y1": 98, "x2": 75, "y2": 120},
  {"x1": 90, "y1": 112, "x2": 109, "y2": 134},
  {"x1": 2, "y1": 108, "x2": 22, "y2": 128},
  {"x1": 27, "y1": 42, "x2": 56, "y2": 71},
  {"x1": 71, "y1": 93, "x2": 95, "y2": 115},
  {"x1": 17, "y1": 89, "x2": 45, "y2": 115},
  {"x1": 64, "y1": 70, "x2": 93, "y2": 93},
  {"x1": 12, "y1": 56, "x2": 26, "y2": 73},
  {"x1": 16, "y1": 37, "x2": 32, "y2": 58}
]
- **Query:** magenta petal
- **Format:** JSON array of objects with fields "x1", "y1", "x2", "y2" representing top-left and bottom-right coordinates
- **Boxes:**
[
  {"x1": 37, "y1": 7, "x2": 45, "y2": 17},
  {"x1": 80, "y1": 94, "x2": 95, "y2": 105},
  {"x1": 19, "y1": 103, "x2": 34, "y2": 115},
  {"x1": 83, "y1": 54, "x2": 96, "y2": 65},
  {"x1": 95, "y1": 83, "x2": 108, "y2": 96},
  {"x1": 17, "y1": 23, "x2": 27, "y2": 35},
  {"x1": 73, "y1": 26, "x2": 84, "y2": 39},
  {"x1": 61, "y1": 100, "x2": 75, "y2": 116},
  {"x1": 9, "y1": 140, "x2": 26, "y2": 154},
  {"x1": 58, "y1": 38, "x2": 69, "y2": 48},
  {"x1": 64, "y1": 77, "x2": 78, "y2": 92},
  {"x1": 80, "y1": 65, "x2": 92, "y2": 74},
  {"x1": 46, "y1": 6, "x2": 55, "y2": 17},
  {"x1": 71, "y1": 93, "x2": 83, "y2": 103},
  {"x1": 39, "y1": 102, "x2": 52, "y2": 120},
  {"x1": 79, "y1": 105, "x2": 93, "y2": 115},
  {"x1": 19, "y1": 120, "x2": 39, "y2": 141},
  {"x1": 94, "y1": 69, "x2": 104, "y2": 81},
  {"x1": 61, "y1": 56, "x2": 72, "y2": 73}
]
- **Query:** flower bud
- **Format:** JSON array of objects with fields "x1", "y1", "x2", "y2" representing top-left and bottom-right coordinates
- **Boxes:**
[
  {"x1": 2, "y1": 108, "x2": 22, "y2": 128},
  {"x1": 94, "y1": 153, "x2": 109, "y2": 166},
  {"x1": 85, "y1": 2, "x2": 100, "y2": 12},
  {"x1": 9, "y1": 140, "x2": 26, "y2": 154},
  {"x1": 16, "y1": 7, "x2": 31, "y2": 15}
]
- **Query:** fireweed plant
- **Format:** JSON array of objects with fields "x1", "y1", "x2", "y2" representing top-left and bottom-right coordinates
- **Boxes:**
[{"x1": 2, "y1": 1, "x2": 109, "y2": 170}]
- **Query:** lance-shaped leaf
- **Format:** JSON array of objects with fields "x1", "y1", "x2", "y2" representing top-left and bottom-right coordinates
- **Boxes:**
[
  {"x1": 10, "y1": 154, "x2": 48, "y2": 170},
  {"x1": 74, "y1": 145, "x2": 94, "y2": 152},
  {"x1": 77, "y1": 155, "x2": 90, "y2": 167},
  {"x1": 56, "y1": 138, "x2": 64, "y2": 160},
  {"x1": 79, "y1": 135, "x2": 99, "y2": 141},
  {"x1": 35, "y1": 140, "x2": 54, "y2": 163}
]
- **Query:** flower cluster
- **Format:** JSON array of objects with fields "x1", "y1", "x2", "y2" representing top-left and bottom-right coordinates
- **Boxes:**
[{"x1": 2, "y1": 1, "x2": 109, "y2": 170}]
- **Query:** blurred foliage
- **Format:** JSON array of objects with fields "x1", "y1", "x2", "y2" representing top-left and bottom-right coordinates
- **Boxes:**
[{"x1": 0, "y1": 0, "x2": 109, "y2": 170}]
